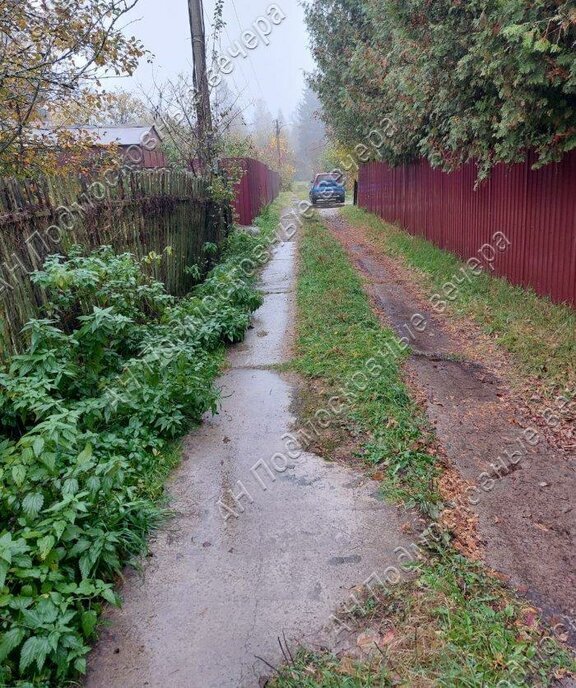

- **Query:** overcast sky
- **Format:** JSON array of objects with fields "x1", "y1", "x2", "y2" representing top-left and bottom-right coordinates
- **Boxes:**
[{"x1": 111, "y1": 0, "x2": 315, "y2": 125}]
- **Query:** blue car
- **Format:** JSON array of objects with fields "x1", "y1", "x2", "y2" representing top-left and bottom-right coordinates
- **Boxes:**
[{"x1": 310, "y1": 173, "x2": 346, "y2": 205}]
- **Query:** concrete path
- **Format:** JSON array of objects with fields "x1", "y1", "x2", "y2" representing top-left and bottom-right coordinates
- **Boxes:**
[{"x1": 86, "y1": 206, "x2": 409, "y2": 688}]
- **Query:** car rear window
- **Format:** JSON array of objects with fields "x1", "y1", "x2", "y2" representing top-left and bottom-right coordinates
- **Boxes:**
[{"x1": 315, "y1": 174, "x2": 341, "y2": 184}]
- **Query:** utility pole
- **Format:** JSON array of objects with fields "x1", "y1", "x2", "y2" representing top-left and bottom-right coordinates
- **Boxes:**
[
  {"x1": 188, "y1": 0, "x2": 213, "y2": 172},
  {"x1": 274, "y1": 118, "x2": 282, "y2": 170}
]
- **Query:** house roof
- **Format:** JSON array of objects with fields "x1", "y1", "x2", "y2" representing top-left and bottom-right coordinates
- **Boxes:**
[{"x1": 30, "y1": 125, "x2": 162, "y2": 146}]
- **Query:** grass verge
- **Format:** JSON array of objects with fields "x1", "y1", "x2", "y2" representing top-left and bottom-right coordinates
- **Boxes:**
[
  {"x1": 273, "y1": 556, "x2": 574, "y2": 687},
  {"x1": 291, "y1": 213, "x2": 440, "y2": 514},
  {"x1": 273, "y1": 211, "x2": 574, "y2": 687},
  {"x1": 274, "y1": 557, "x2": 574, "y2": 687},
  {"x1": 341, "y1": 206, "x2": 576, "y2": 397}
]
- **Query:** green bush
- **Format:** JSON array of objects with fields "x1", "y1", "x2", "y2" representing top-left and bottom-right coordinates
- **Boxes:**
[{"x1": 0, "y1": 227, "x2": 269, "y2": 686}]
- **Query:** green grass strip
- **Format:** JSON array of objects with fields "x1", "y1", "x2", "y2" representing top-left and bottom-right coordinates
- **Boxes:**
[{"x1": 292, "y1": 212, "x2": 440, "y2": 514}]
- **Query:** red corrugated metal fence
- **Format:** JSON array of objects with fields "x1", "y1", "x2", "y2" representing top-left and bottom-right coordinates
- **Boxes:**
[
  {"x1": 224, "y1": 157, "x2": 281, "y2": 225},
  {"x1": 358, "y1": 154, "x2": 576, "y2": 307}
]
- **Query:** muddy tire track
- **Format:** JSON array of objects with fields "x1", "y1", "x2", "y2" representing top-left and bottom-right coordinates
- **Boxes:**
[{"x1": 321, "y1": 208, "x2": 576, "y2": 644}]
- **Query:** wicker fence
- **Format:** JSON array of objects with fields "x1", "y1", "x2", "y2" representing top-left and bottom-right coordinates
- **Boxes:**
[{"x1": 0, "y1": 170, "x2": 229, "y2": 353}]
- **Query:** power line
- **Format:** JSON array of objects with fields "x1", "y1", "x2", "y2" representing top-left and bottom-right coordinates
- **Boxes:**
[
  {"x1": 229, "y1": 0, "x2": 265, "y2": 99},
  {"x1": 223, "y1": 25, "x2": 253, "y2": 103}
]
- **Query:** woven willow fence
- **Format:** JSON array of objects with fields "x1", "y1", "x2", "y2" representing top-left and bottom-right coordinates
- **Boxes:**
[{"x1": 0, "y1": 170, "x2": 230, "y2": 353}]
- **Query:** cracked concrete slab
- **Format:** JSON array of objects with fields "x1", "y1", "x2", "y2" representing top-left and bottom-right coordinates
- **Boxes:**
[{"x1": 86, "y1": 207, "x2": 410, "y2": 688}]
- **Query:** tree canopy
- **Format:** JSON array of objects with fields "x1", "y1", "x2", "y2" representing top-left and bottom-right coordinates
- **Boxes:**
[
  {"x1": 305, "y1": 0, "x2": 576, "y2": 177},
  {"x1": 0, "y1": 0, "x2": 144, "y2": 175}
]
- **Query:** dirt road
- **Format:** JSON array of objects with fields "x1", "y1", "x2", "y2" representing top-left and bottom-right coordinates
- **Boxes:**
[
  {"x1": 86, "y1": 205, "x2": 409, "y2": 688},
  {"x1": 320, "y1": 207, "x2": 576, "y2": 643}
]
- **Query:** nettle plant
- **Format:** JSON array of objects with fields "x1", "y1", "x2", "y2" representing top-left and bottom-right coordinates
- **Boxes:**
[{"x1": 0, "y1": 235, "x2": 265, "y2": 685}]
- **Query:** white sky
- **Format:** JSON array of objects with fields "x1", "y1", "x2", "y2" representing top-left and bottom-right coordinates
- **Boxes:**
[{"x1": 111, "y1": 0, "x2": 315, "y2": 124}]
